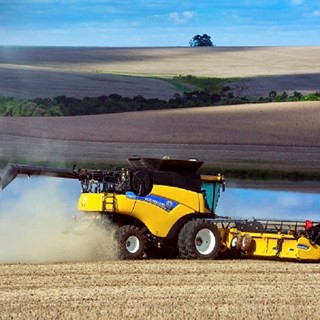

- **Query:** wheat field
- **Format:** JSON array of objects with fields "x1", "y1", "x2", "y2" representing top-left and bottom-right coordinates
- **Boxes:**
[
  {"x1": 1, "y1": 260, "x2": 320, "y2": 320},
  {"x1": 1, "y1": 46, "x2": 320, "y2": 99}
]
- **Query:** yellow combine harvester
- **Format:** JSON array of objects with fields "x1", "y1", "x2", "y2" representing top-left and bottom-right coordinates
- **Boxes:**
[{"x1": 1, "y1": 157, "x2": 319, "y2": 261}]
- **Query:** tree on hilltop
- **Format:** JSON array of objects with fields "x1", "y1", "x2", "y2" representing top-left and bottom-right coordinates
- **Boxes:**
[{"x1": 189, "y1": 34, "x2": 214, "y2": 47}]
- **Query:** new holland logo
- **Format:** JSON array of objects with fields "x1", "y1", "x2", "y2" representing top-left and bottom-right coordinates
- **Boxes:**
[
  {"x1": 165, "y1": 200, "x2": 174, "y2": 210},
  {"x1": 126, "y1": 192, "x2": 178, "y2": 212}
]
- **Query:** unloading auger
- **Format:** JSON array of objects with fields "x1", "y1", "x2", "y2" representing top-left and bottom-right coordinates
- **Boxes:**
[{"x1": 0, "y1": 163, "x2": 79, "y2": 191}]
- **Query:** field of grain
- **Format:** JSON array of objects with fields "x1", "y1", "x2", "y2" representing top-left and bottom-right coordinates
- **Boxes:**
[
  {"x1": 1, "y1": 259, "x2": 320, "y2": 320},
  {"x1": 1, "y1": 46, "x2": 320, "y2": 99}
]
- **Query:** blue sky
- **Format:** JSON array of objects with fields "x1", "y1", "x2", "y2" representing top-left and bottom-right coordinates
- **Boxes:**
[
  {"x1": 218, "y1": 188, "x2": 320, "y2": 221},
  {"x1": 0, "y1": 0, "x2": 320, "y2": 46}
]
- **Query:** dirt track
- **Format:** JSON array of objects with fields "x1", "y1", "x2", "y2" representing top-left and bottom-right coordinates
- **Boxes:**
[{"x1": 1, "y1": 260, "x2": 320, "y2": 320}]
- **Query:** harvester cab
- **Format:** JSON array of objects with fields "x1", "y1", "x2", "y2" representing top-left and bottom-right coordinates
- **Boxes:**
[{"x1": 201, "y1": 174, "x2": 225, "y2": 213}]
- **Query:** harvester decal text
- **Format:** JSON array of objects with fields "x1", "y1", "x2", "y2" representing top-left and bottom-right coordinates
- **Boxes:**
[{"x1": 125, "y1": 192, "x2": 178, "y2": 212}]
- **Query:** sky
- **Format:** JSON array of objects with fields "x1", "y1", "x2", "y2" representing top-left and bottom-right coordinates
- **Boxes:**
[
  {"x1": 218, "y1": 187, "x2": 320, "y2": 221},
  {"x1": 0, "y1": 0, "x2": 320, "y2": 47}
]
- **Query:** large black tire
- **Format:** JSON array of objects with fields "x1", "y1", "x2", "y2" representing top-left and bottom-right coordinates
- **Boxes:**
[
  {"x1": 178, "y1": 220, "x2": 220, "y2": 259},
  {"x1": 115, "y1": 225, "x2": 146, "y2": 259},
  {"x1": 177, "y1": 222, "x2": 190, "y2": 259}
]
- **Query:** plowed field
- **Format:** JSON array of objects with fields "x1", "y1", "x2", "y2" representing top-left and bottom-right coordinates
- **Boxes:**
[{"x1": 1, "y1": 101, "x2": 320, "y2": 171}]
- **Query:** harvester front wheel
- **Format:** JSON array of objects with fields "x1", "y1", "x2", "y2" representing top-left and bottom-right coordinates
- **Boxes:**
[
  {"x1": 178, "y1": 220, "x2": 220, "y2": 259},
  {"x1": 116, "y1": 225, "x2": 146, "y2": 259}
]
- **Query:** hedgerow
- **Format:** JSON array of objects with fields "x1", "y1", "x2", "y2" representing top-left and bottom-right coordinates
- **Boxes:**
[{"x1": 0, "y1": 89, "x2": 319, "y2": 117}]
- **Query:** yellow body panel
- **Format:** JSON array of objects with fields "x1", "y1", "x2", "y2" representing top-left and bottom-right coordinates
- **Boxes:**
[
  {"x1": 78, "y1": 193, "x2": 135, "y2": 214},
  {"x1": 150, "y1": 185, "x2": 203, "y2": 212},
  {"x1": 294, "y1": 237, "x2": 320, "y2": 261},
  {"x1": 127, "y1": 185, "x2": 208, "y2": 238},
  {"x1": 114, "y1": 194, "x2": 136, "y2": 214},
  {"x1": 130, "y1": 199, "x2": 195, "y2": 237},
  {"x1": 77, "y1": 184, "x2": 209, "y2": 238},
  {"x1": 78, "y1": 193, "x2": 105, "y2": 212},
  {"x1": 225, "y1": 228, "x2": 320, "y2": 261}
]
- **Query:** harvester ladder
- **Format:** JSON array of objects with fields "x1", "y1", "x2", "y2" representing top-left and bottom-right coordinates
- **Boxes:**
[{"x1": 105, "y1": 192, "x2": 116, "y2": 213}]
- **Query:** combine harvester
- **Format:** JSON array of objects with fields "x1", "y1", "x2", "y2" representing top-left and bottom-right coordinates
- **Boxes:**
[{"x1": 1, "y1": 157, "x2": 320, "y2": 261}]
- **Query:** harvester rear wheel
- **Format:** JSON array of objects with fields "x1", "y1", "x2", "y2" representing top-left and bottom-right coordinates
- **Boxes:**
[
  {"x1": 115, "y1": 225, "x2": 146, "y2": 259},
  {"x1": 178, "y1": 220, "x2": 220, "y2": 259}
]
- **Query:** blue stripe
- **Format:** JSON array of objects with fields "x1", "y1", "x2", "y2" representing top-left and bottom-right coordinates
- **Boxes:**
[{"x1": 125, "y1": 191, "x2": 179, "y2": 212}]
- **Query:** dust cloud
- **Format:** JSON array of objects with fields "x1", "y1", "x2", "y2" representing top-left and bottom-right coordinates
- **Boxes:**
[{"x1": 0, "y1": 178, "x2": 118, "y2": 263}]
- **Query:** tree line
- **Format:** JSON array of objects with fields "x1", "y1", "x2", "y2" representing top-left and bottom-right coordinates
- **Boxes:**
[{"x1": 0, "y1": 89, "x2": 319, "y2": 117}]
